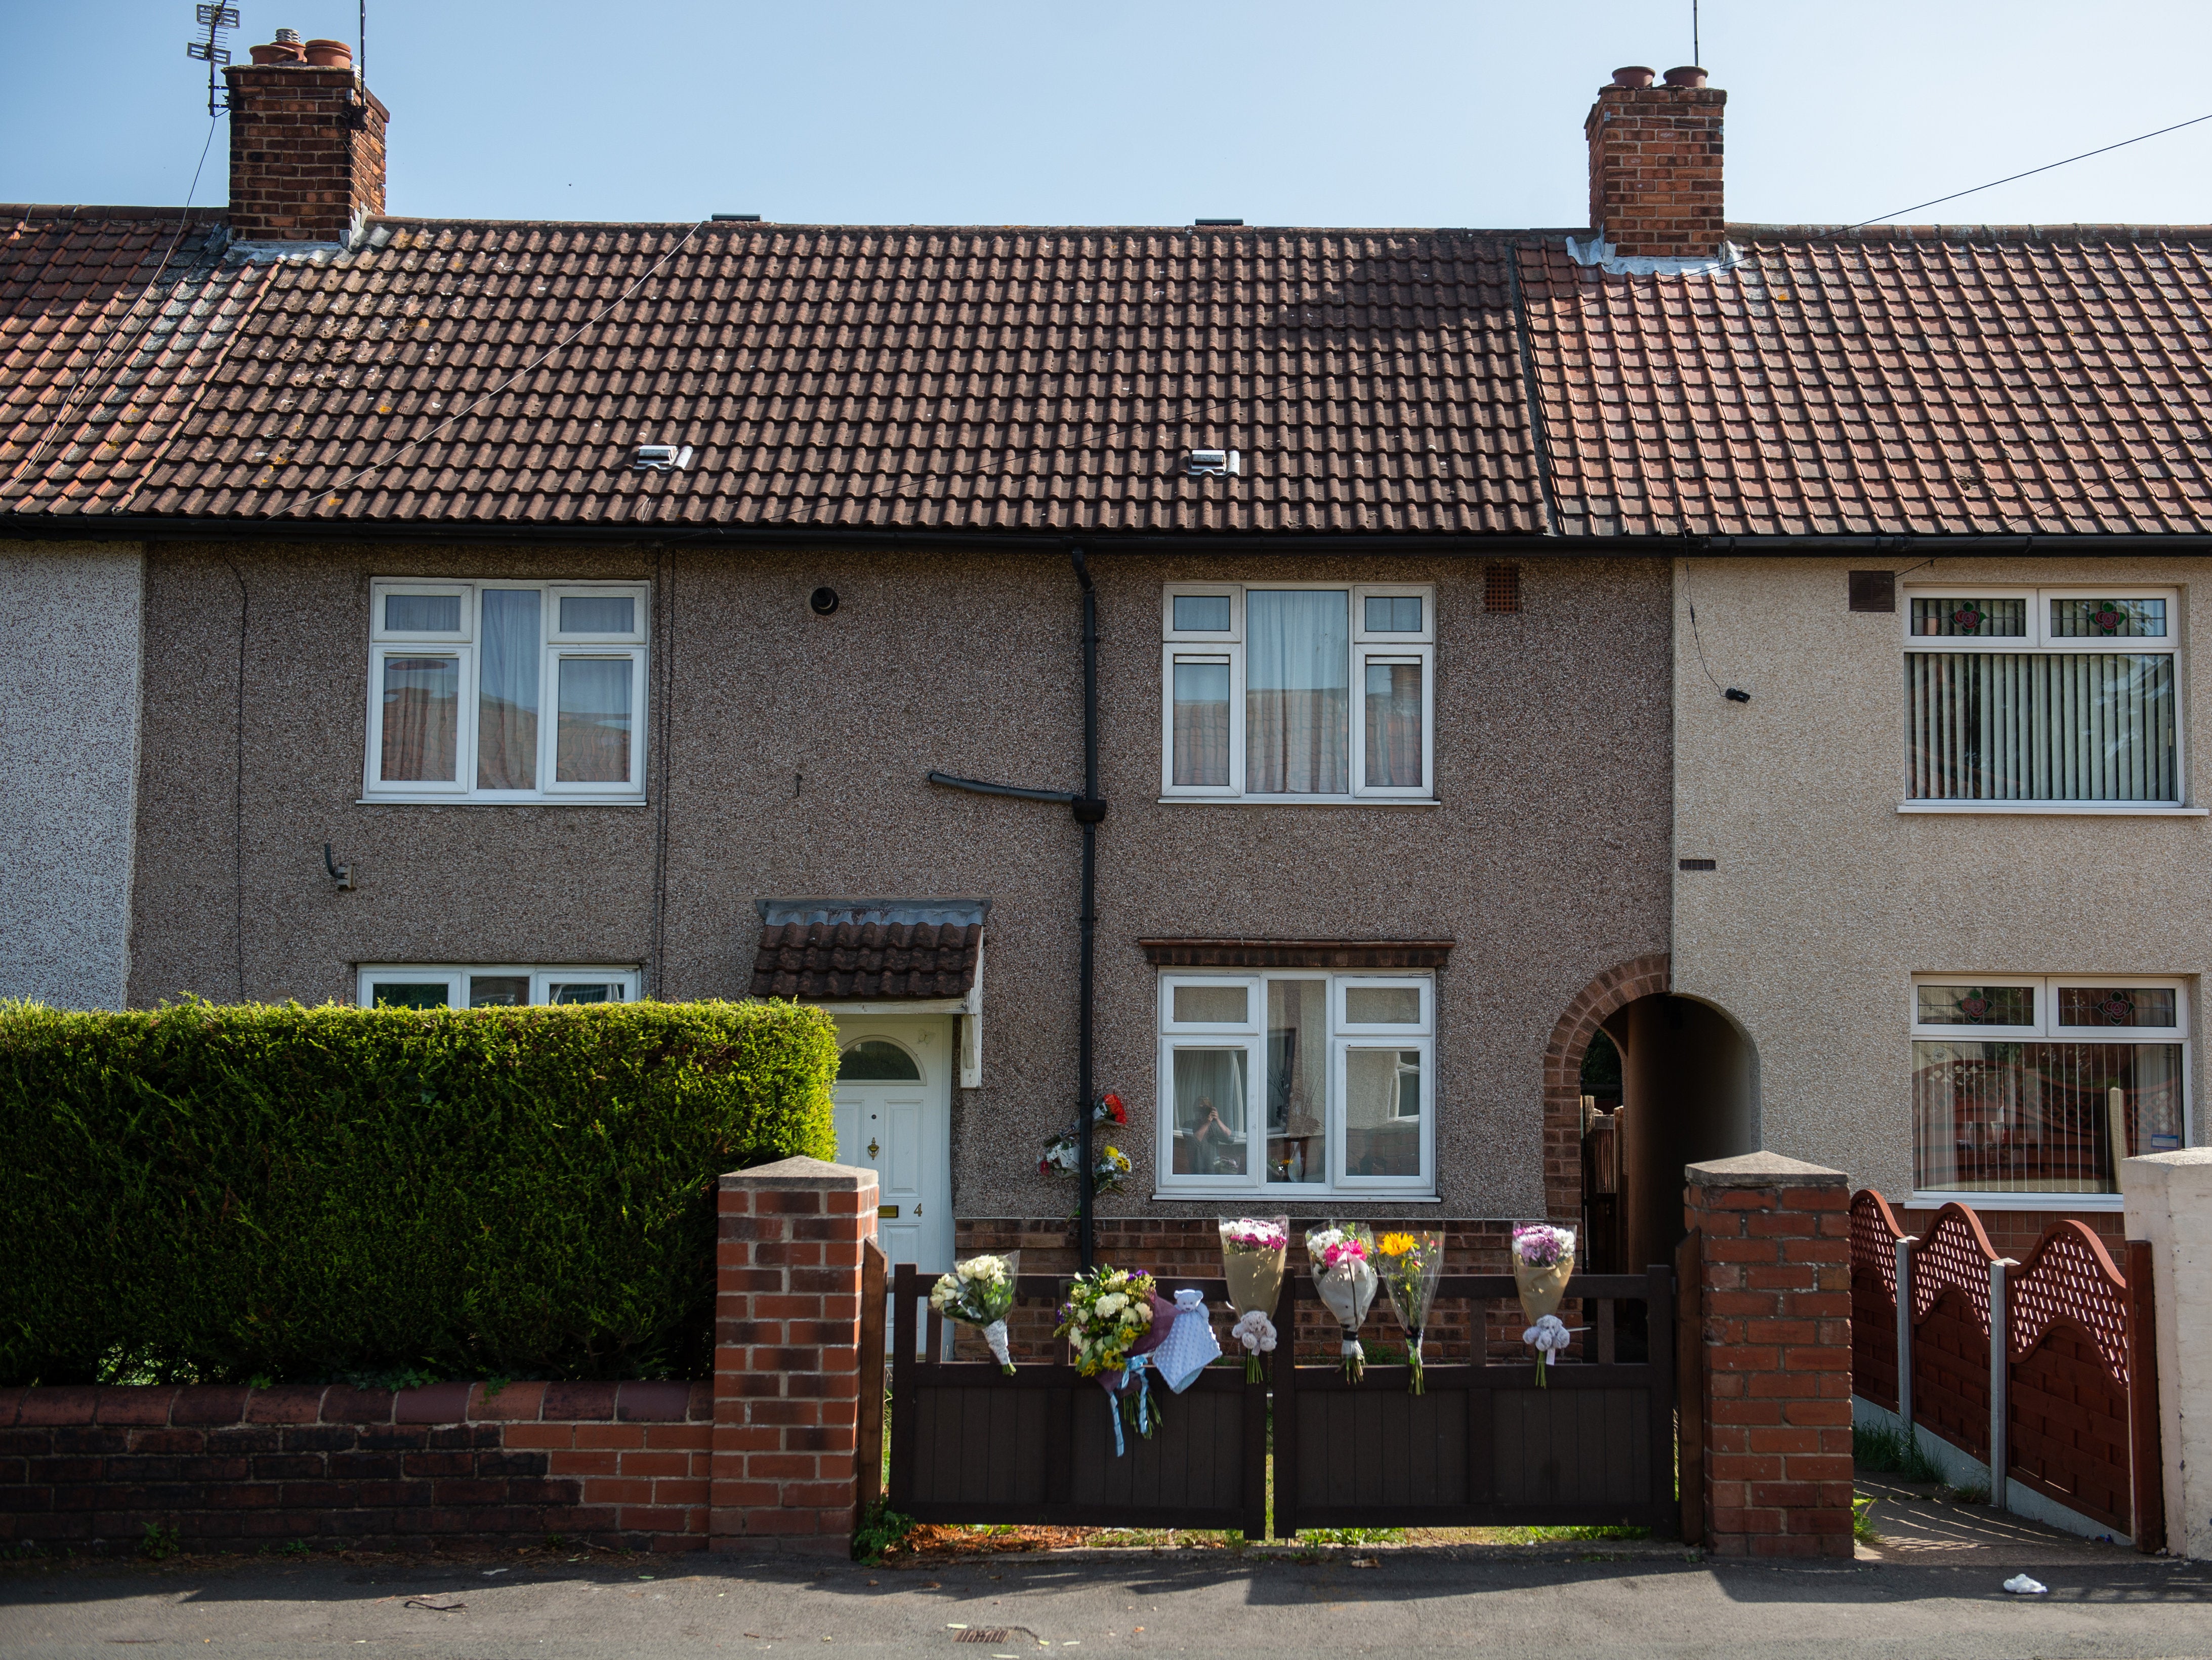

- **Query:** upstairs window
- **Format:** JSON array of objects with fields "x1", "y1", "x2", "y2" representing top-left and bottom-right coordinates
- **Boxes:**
[
  {"x1": 366, "y1": 580, "x2": 648, "y2": 802},
  {"x1": 1162, "y1": 584, "x2": 1434, "y2": 801},
  {"x1": 1910, "y1": 974, "x2": 2189, "y2": 1200},
  {"x1": 1904, "y1": 587, "x2": 2180, "y2": 805}
]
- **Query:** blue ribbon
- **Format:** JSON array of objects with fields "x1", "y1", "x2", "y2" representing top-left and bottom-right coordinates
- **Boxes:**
[{"x1": 1106, "y1": 1355, "x2": 1153, "y2": 1458}]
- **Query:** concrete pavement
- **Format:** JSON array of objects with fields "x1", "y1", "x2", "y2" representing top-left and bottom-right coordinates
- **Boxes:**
[{"x1": 4, "y1": 1546, "x2": 2209, "y2": 1659}]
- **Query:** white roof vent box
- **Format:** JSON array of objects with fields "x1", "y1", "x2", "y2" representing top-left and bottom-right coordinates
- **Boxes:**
[
  {"x1": 633, "y1": 443, "x2": 694, "y2": 473},
  {"x1": 1185, "y1": 447, "x2": 1242, "y2": 478}
]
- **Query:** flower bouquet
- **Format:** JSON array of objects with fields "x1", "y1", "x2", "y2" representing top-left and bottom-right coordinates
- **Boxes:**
[
  {"x1": 1218, "y1": 1216, "x2": 1288, "y2": 1382},
  {"x1": 1511, "y1": 1223, "x2": 1576, "y2": 1386},
  {"x1": 1055, "y1": 1265, "x2": 1176, "y2": 1455},
  {"x1": 1375, "y1": 1230, "x2": 1445, "y2": 1395},
  {"x1": 1306, "y1": 1223, "x2": 1379, "y2": 1383},
  {"x1": 929, "y1": 1251, "x2": 1019, "y2": 1375},
  {"x1": 1039, "y1": 1091, "x2": 1135, "y2": 1211}
]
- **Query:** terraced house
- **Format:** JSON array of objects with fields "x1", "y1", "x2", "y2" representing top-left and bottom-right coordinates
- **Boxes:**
[{"x1": 3, "y1": 45, "x2": 2204, "y2": 1295}]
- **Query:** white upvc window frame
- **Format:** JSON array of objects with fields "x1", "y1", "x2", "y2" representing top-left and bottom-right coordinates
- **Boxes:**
[
  {"x1": 1908, "y1": 971, "x2": 2192, "y2": 1211},
  {"x1": 357, "y1": 964, "x2": 642, "y2": 1008},
  {"x1": 1899, "y1": 583, "x2": 2193, "y2": 815},
  {"x1": 1154, "y1": 969, "x2": 1436, "y2": 1198},
  {"x1": 1159, "y1": 581, "x2": 1436, "y2": 805},
  {"x1": 364, "y1": 578, "x2": 650, "y2": 805}
]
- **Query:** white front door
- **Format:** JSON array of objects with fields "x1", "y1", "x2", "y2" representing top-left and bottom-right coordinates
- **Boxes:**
[{"x1": 828, "y1": 1014, "x2": 954, "y2": 1305}]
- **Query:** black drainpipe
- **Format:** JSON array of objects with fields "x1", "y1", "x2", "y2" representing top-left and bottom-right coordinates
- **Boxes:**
[{"x1": 926, "y1": 544, "x2": 1109, "y2": 1269}]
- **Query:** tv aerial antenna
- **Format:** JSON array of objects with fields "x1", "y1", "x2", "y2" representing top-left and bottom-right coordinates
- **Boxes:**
[{"x1": 185, "y1": 4, "x2": 239, "y2": 117}]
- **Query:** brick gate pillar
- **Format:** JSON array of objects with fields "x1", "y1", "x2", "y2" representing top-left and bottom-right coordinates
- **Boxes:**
[
  {"x1": 711, "y1": 1156, "x2": 879, "y2": 1554},
  {"x1": 1684, "y1": 1152, "x2": 1854, "y2": 1558}
]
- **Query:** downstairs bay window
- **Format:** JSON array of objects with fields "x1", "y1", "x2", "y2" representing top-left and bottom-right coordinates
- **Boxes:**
[
  {"x1": 1157, "y1": 971, "x2": 1433, "y2": 1195},
  {"x1": 1903, "y1": 587, "x2": 2181, "y2": 807},
  {"x1": 359, "y1": 965, "x2": 640, "y2": 1008},
  {"x1": 365, "y1": 579, "x2": 648, "y2": 802},
  {"x1": 1910, "y1": 974, "x2": 2190, "y2": 1203}
]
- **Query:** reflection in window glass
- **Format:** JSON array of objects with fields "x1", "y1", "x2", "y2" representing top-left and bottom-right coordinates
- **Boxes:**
[
  {"x1": 555, "y1": 658, "x2": 632, "y2": 782},
  {"x1": 1345, "y1": 1048, "x2": 1422, "y2": 1175},
  {"x1": 839, "y1": 1039, "x2": 921, "y2": 1081},
  {"x1": 1172, "y1": 661, "x2": 1231, "y2": 786},
  {"x1": 1267, "y1": 979, "x2": 1327, "y2": 1183},
  {"x1": 2051, "y1": 598, "x2": 2165, "y2": 639},
  {"x1": 386, "y1": 593, "x2": 461, "y2": 632},
  {"x1": 371, "y1": 982, "x2": 449, "y2": 1009},
  {"x1": 2059, "y1": 987, "x2": 2178, "y2": 1028},
  {"x1": 380, "y1": 656, "x2": 460, "y2": 781},
  {"x1": 1172, "y1": 1049, "x2": 1247, "y2": 1175},
  {"x1": 1173, "y1": 983, "x2": 1248, "y2": 1024},
  {"x1": 477, "y1": 590, "x2": 540, "y2": 790},
  {"x1": 559, "y1": 595, "x2": 637, "y2": 634},
  {"x1": 1345, "y1": 986, "x2": 1422, "y2": 1025},
  {"x1": 549, "y1": 982, "x2": 620, "y2": 1005},
  {"x1": 1363, "y1": 662, "x2": 1423, "y2": 788},
  {"x1": 1364, "y1": 596, "x2": 1423, "y2": 633},
  {"x1": 1916, "y1": 984, "x2": 2035, "y2": 1026},
  {"x1": 468, "y1": 975, "x2": 530, "y2": 1008},
  {"x1": 1913, "y1": 1040, "x2": 2184, "y2": 1192},
  {"x1": 1246, "y1": 590, "x2": 1349, "y2": 794},
  {"x1": 1173, "y1": 594, "x2": 1232, "y2": 632}
]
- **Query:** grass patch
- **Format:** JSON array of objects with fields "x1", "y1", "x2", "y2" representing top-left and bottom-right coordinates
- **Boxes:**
[
  {"x1": 1852, "y1": 1423, "x2": 1946, "y2": 1485},
  {"x1": 1482, "y1": 1525, "x2": 1649, "y2": 1545},
  {"x1": 1297, "y1": 1527, "x2": 1406, "y2": 1545},
  {"x1": 1851, "y1": 1493, "x2": 1880, "y2": 1544}
]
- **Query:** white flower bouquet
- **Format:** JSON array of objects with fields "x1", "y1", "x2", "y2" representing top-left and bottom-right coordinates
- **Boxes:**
[
  {"x1": 1511, "y1": 1223, "x2": 1576, "y2": 1386},
  {"x1": 1055, "y1": 1265, "x2": 1175, "y2": 1454},
  {"x1": 1218, "y1": 1216, "x2": 1288, "y2": 1382},
  {"x1": 1306, "y1": 1222, "x2": 1379, "y2": 1383},
  {"x1": 929, "y1": 1251, "x2": 1020, "y2": 1375}
]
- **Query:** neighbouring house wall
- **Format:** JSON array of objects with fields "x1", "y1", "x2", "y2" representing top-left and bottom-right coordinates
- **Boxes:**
[
  {"x1": 128, "y1": 545, "x2": 1673, "y2": 1222},
  {"x1": 0, "y1": 542, "x2": 144, "y2": 1009},
  {"x1": 1670, "y1": 555, "x2": 2212, "y2": 1208}
]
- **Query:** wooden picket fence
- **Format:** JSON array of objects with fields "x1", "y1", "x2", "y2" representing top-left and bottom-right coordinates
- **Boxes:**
[{"x1": 1849, "y1": 1191, "x2": 2163, "y2": 1549}]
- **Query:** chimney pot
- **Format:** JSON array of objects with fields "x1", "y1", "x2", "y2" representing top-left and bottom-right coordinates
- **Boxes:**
[
  {"x1": 303, "y1": 38, "x2": 353, "y2": 68},
  {"x1": 1662, "y1": 64, "x2": 1708, "y2": 87},
  {"x1": 1611, "y1": 65, "x2": 1656, "y2": 89},
  {"x1": 273, "y1": 27, "x2": 300, "y2": 44}
]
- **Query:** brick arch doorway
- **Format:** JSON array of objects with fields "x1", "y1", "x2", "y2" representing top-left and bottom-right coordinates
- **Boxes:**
[{"x1": 1543, "y1": 956, "x2": 1762, "y2": 1274}]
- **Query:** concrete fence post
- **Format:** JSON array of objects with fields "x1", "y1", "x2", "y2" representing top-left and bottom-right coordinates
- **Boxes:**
[
  {"x1": 1988, "y1": 1258, "x2": 2011, "y2": 1513},
  {"x1": 711, "y1": 1156, "x2": 880, "y2": 1554},
  {"x1": 1684, "y1": 1152, "x2": 1855, "y2": 1559},
  {"x1": 2122, "y1": 1148, "x2": 2212, "y2": 1561},
  {"x1": 1894, "y1": 1238, "x2": 1914, "y2": 1438}
]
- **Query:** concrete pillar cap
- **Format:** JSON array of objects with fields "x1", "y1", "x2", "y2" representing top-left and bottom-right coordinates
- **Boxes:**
[{"x1": 1685, "y1": 1151, "x2": 1848, "y2": 1187}]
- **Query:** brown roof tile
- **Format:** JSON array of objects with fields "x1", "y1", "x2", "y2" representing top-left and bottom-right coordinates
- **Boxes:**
[{"x1": 749, "y1": 901, "x2": 986, "y2": 1002}]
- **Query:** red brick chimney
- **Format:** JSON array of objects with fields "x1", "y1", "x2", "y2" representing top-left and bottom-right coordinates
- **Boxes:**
[
  {"x1": 1585, "y1": 65, "x2": 1725, "y2": 259},
  {"x1": 222, "y1": 31, "x2": 388, "y2": 244}
]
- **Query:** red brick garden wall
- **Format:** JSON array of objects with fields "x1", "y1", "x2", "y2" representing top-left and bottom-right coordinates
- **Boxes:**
[{"x1": 0, "y1": 1381, "x2": 711, "y2": 1556}]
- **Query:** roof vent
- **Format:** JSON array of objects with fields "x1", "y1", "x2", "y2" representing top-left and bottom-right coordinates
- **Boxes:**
[
  {"x1": 1194, "y1": 218, "x2": 1243, "y2": 227},
  {"x1": 633, "y1": 444, "x2": 693, "y2": 473},
  {"x1": 712, "y1": 214, "x2": 763, "y2": 222},
  {"x1": 1185, "y1": 448, "x2": 1242, "y2": 478}
]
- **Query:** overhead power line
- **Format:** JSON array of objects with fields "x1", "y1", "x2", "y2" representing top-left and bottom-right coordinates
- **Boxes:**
[{"x1": 1855, "y1": 110, "x2": 2212, "y2": 228}]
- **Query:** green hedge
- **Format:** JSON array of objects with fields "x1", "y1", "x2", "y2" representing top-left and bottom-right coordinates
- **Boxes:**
[{"x1": 0, "y1": 998, "x2": 838, "y2": 1387}]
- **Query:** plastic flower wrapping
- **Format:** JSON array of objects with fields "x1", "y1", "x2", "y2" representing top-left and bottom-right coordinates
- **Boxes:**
[
  {"x1": 1305, "y1": 1222, "x2": 1379, "y2": 1383},
  {"x1": 1217, "y1": 1216, "x2": 1288, "y2": 1382},
  {"x1": 1055, "y1": 1265, "x2": 1176, "y2": 1454},
  {"x1": 1038, "y1": 1092, "x2": 1134, "y2": 1204},
  {"x1": 1375, "y1": 1230, "x2": 1445, "y2": 1394},
  {"x1": 1511, "y1": 1224, "x2": 1576, "y2": 1386},
  {"x1": 929, "y1": 1251, "x2": 1020, "y2": 1375}
]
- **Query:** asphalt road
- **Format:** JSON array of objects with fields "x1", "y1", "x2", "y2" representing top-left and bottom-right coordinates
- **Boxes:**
[{"x1": 3, "y1": 1548, "x2": 2209, "y2": 1659}]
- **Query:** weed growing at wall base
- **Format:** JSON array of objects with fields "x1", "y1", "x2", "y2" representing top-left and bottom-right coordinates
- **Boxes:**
[{"x1": 0, "y1": 997, "x2": 836, "y2": 1386}]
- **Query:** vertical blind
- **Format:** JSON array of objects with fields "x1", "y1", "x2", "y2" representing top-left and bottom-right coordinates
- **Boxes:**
[
  {"x1": 1907, "y1": 651, "x2": 2178, "y2": 801},
  {"x1": 1912, "y1": 1040, "x2": 2184, "y2": 1192}
]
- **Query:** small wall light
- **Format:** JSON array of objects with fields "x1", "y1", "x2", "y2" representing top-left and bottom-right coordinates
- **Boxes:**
[
  {"x1": 810, "y1": 587, "x2": 840, "y2": 616},
  {"x1": 323, "y1": 842, "x2": 355, "y2": 890}
]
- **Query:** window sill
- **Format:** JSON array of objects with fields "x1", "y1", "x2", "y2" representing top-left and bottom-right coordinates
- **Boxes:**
[
  {"x1": 1908, "y1": 1190, "x2": 2125, "y2": 1213},
  {"x1": 1157, "y1": 796, "x2": 1441, "y2": 809},
  {"x1": 1896, "y1": 802, "x2": 2206, "y2": 817},
  {"x1": 357, "y1": 796, "x2": 649, "y2": 807},
  {"x1": 1150, "y1": 1190, "x2": 1441, "y2": 1204}
]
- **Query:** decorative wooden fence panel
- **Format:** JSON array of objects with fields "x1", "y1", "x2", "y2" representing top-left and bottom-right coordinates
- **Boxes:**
[
  {"x1": 887, "y1": 1265, "x2": 1267, "y2": 1534},
  {"x1": 1848, "y1": 1192, "x2": 2165, "y2": 1550},
  {"x1": 1273, "y1": 1266, "x2": 1677, "y2": 1534}
]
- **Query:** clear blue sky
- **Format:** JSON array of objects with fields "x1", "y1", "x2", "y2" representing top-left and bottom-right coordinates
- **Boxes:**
[{"x1": 7, "y1": 1, "x2": 2212, "y2": 229}]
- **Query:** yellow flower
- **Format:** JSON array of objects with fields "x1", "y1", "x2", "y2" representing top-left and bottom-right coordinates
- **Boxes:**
[{"x1": 1379, "y1": 1232, "x2": 1419, "y2": 1257}]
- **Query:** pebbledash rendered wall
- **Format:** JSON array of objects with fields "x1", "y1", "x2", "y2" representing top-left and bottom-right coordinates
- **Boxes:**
[
  {"x1": 1668, "y1": 555, "x2": 2212, "y2": 1217},
  {"x1": 0, "y1": 542, "x2": 144, "y2": 1009},
  {"x1": 122, "y1": 543, "x2": 1673, "y2": 1227}
]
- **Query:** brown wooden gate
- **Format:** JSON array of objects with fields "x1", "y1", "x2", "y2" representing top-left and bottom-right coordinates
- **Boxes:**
[
  {"x1": 887, "y1": 1261, "x2": 1676, "y2": 1538},
  {"x1": 1275, "y1": 1266, "x2": 1676, "y2": 1533},
  {"x1": 888, "y1": 1265, "x2": 1267, "y2": 1533}
]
